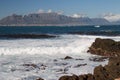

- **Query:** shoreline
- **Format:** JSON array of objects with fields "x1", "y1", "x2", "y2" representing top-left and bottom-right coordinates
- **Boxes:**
[{"x1": 0, "y1": 24, "x2": 119, "y2": 27}]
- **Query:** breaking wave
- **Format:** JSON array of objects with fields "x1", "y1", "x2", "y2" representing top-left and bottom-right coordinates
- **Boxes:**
[{"x1": 0, "y1": 35, "x2": 120, "y2": 56}]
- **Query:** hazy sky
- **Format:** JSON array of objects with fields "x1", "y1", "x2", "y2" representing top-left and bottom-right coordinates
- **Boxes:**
[{"x1": 0, "y1": 0, "x2": 120, "y2": 19}]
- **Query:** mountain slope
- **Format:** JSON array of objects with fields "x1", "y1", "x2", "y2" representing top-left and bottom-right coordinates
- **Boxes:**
[{"x1": 0, "y1": 13, "x2": 110, "y2": 26}]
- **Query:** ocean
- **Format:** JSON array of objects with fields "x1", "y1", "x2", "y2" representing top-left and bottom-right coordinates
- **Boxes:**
[{"x1": 0, "y1": 25, "x2": 120, "y2": 80}]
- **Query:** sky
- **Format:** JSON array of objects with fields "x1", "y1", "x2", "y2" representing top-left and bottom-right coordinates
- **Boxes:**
[{"x1": 0, "y1": 0, "x2": 120, "y2": 19}]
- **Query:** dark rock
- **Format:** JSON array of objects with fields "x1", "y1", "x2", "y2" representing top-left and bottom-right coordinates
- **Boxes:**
[
  {"x1": 36, "y1": 78, "x2": 44, "y2": 80},
  {"x1": 94, "y1": 65, "x2": 110, "y2": 80},
  {"x1": 59, "y1": 75, "x2": 79, "y2": 80},
  {"x1": 74, "y1": 64, "x2": 87, "y2": 68},
  {"x1": 23, "y1": 64, "x2": 39, "y2": 68},
  {"x1": 78, "y1": 74, "x2": 95, "y2": 80},
  {"x1": 75, "y1": 58, "x2": 84, "y2": 60},
  {"x1": 55, "y1": 62, "x2": 68, "y2": 66},
  {"x1": 22, "y1": 76, "x2": 44, "y2": 80},
  {"x1": 53, "y1": 59, "x2": 58, "y2": 62},
  {"x1": 89, "y1": 56, "x2": 108, "y2": 62},
  {"x1": 88, "y1": 38, "x2": 120, "y2": 57},
  {"x1": 0, "y1": 34, "x2": 57, "y2": 39},
  {"x1": 64, "y1": 56, "x2": 73, "y2": 60}
]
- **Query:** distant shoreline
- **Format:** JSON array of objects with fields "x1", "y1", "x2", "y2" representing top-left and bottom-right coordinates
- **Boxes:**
[{"x1": 0, "y1": 24, "x2": 119, "y2": 27}]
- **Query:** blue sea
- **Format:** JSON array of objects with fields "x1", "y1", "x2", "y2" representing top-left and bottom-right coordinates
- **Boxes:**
[
  {"x1": 0, "y1": 25, "x2": 120, "y2": 80},
  {"x1": 0, "y1": 25, "x2": 120, "y2": 36}
]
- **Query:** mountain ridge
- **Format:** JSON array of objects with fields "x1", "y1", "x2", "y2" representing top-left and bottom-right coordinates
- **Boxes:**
[{"x1": 0, "y1": 12, "x2": 112, "y2": 26}]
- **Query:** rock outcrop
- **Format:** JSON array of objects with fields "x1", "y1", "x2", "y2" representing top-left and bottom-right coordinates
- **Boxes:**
[
  {"x1": 59, "y1": 38, "x2": 120, "y2": 80},
  {"x1": 59, "y1": 75, "x2": 79, "y2": 80},
  {"x1": 88, "y1": 38, "x2": 120, "y2": 57}
]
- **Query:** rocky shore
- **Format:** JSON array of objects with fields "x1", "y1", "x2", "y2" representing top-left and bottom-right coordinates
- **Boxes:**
[
  {"x1": 17, "y1": 38, "x2": 120, "y2": 80},
  {"x1": 58, "y1": 38, "x2": 120, "y2": 80}
]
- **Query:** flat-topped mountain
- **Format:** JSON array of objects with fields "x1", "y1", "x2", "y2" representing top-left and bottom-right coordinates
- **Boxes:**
[{"x1": 0, "y1": 12, "x2": 110, "y2": 26}]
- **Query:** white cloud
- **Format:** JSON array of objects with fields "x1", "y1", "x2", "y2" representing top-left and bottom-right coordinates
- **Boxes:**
[
  {"x1": 48, "y1": 9, "x2": 52, "y2": 13},
  {"x1": 103, "y1": 13, "x2": 120, "y2": 22},
  {"x1": 71, "y1": 13, "x2": 87, "y2": 18},
  {"x1": 38, "y1": 9, "x2": 45, "y2": 13},
  {"x1": 37, "y1": 9, "x2": 64, "y2": 15}
]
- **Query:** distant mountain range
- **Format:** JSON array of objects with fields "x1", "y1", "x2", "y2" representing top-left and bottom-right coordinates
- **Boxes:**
[{"x1": 0, "y1": 12, "x2": 118, "y2": 26}]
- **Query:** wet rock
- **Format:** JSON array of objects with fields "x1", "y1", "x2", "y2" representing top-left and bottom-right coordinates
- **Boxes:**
[
  {"x1": 64, "y1": 56, "x2": 73, "y2": 60},
  {"x1": 55, "y1": 62, "x2": 68, "y2": 66},
  {"x1": 0, "y1": 34, "x2": 57, "y2": 39},
  {"x1": 78, "y1": 74, "x2": 95, "y2": 80},
  {"x1": 75, "y1": 58, "x2": 84, "y2": 60},
  {"x1": 74, "y1": 64, "x2": 87, "y2": 68},
  {"x1": 23, "y1": 64, "x2": 39, "y2": 69},
  {"x1": 89, "y1": 56, "x2": 108, "y2": 62},
  {"x1": 22, "y1": 76, "x2": 44, "y2": 80},
  {"x1": 36, "y1": 78, "x2": 44, "y2": 80},
  {"x1": 59, "y1": 75, "x2": 79, "y2": 80},
  {"x1": 88, "y1": 38, "x2": 120, "y2": 57},
  {"x1": 53, "y1": 59, "x2": 58, "y2": 62}
]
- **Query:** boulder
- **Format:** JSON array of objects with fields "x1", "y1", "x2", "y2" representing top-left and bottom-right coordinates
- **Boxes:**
[
  {"x1": 88, "y1": 38, "x2": 120, "y2": 57},
  {"x1": 36, "y1": 78, "x2": 44, "y2": 80},
  {"x1": 78, "y1": 74, "x2": 94, "y2": 80},
  {"x1": 89, "y1": 56, "x2": 108, "y2": 62},
  {"x1": 59, "y1": 75, "x2": 78, "y2": 80},
  {"x1": 93, "y1": 57, "x2": 120, "y2": 80},
  {"x1": 64, "y1": 56, "x2": 73, "y2": 60}
]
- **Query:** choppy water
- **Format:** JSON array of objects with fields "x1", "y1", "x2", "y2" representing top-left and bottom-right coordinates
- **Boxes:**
[{"x1": 0, "y1": 26, "x2": 120, "y2": 80}]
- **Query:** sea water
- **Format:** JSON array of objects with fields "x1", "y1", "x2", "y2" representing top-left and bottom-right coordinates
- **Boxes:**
[{"x1": 0, "y1": 26, "x2": 120, "y2": 80}]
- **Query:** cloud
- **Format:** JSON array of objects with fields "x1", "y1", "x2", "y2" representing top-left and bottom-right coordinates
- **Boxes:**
[
  {"x1": 37, "y1": 9, "x2": 64, "y2": 15},
  {"x1": 71, "y1": 13, "x2": 87, "y2": 18},
  {"x1": 38, "y1": 9, "x2": 45, "y2": 13},
  {"x1": 102, "y1": 13, "x2": 120, "y2": 22},
  {"x1": 48, "y1": 9, "x2": 52, "y2": 13}
]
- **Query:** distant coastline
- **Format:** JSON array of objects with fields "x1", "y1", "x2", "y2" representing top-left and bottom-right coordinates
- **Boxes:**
[
  {"x1": 1, "y1": 12, "x2": 118, "y2": 26},
  {"x1": 0, "y1": 24, "x2": 119, "y2": 27}
]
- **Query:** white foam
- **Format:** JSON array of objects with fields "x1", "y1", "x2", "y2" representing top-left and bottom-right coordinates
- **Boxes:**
[
  {"x1": 0, "y1": 35, "x2": 119, "y2": 56},
  {"x1": 0, "y1": 35, "x2": 119, "y2": 80}
]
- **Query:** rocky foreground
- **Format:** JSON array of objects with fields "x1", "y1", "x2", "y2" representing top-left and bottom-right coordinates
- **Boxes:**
[
  {"x1": 58, "y1": 38, "x2": 120, "y2": 80},
  {"x1": 21, "y1": 38, "x2": 120, "y2": 80},
  {"x1": 59, "y1": 57, "x2": 120, "y2": 80}
]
